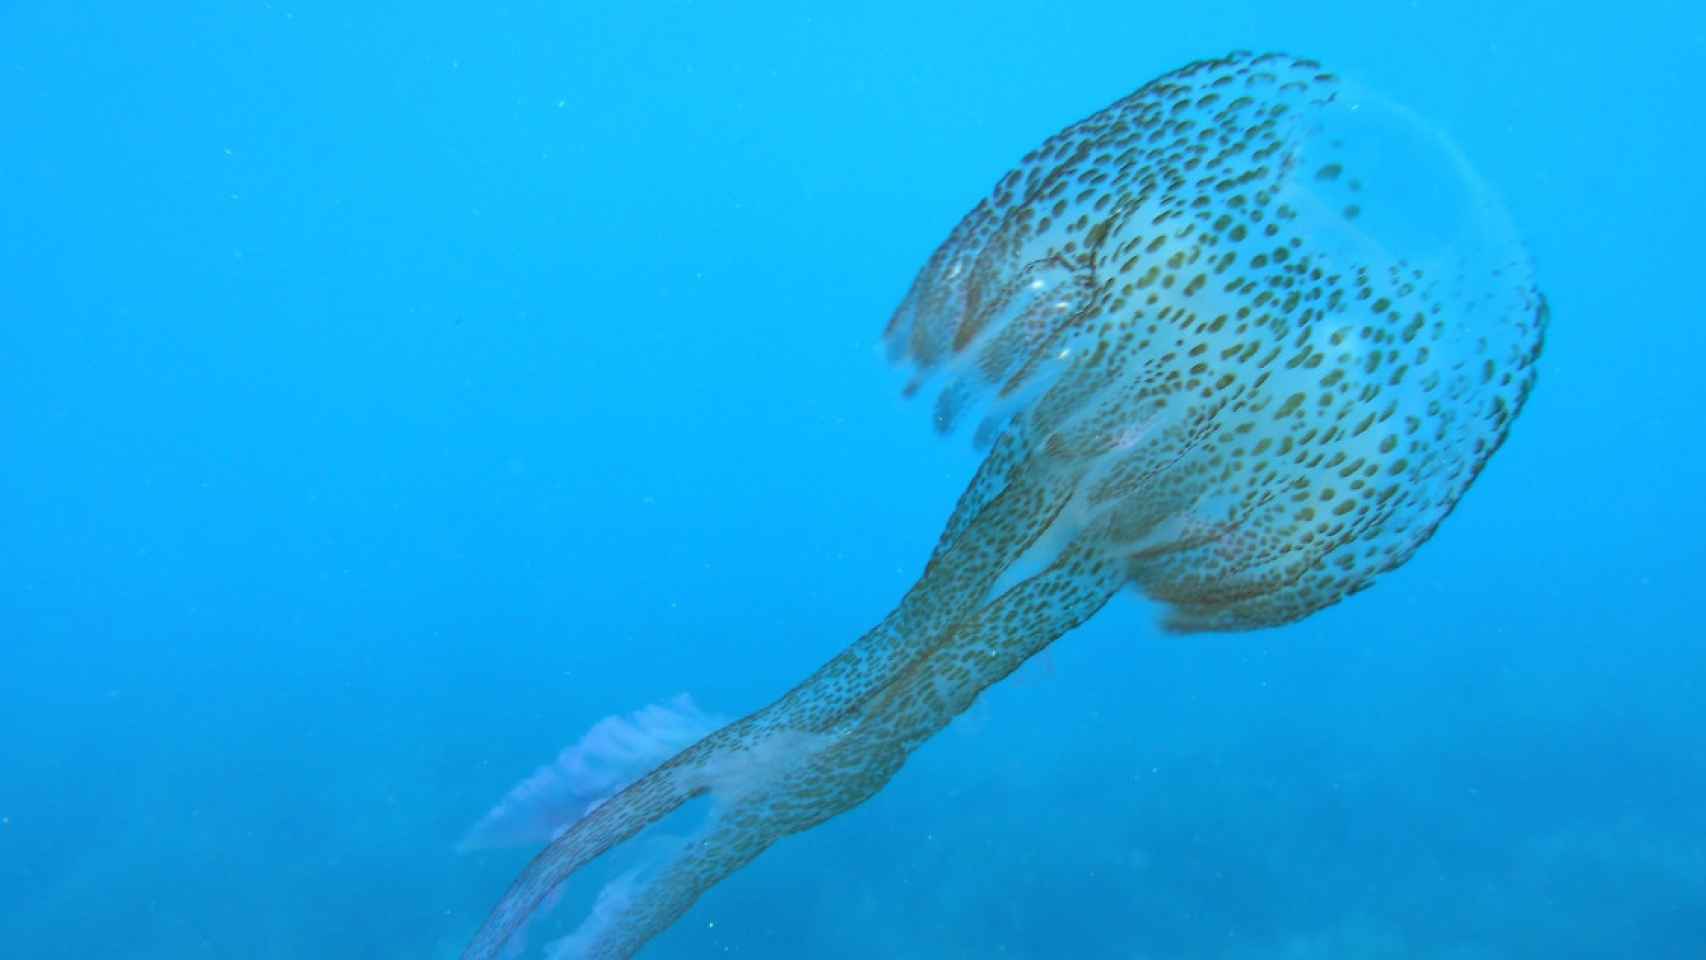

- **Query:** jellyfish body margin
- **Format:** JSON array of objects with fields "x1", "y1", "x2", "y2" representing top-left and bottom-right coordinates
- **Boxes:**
[{"x1": 461, "y1": 51, "x2": 1546, "y2": 959}]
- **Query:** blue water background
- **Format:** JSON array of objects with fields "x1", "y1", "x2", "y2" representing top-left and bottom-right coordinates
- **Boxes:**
[{"x1": 3, "y1": 2, "x2": 1702, "y2": 957}]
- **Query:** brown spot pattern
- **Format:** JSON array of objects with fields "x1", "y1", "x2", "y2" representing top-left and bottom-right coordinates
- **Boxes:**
[{"x1": 886, "y1": 50, "x2": 1545, "y2": 631}]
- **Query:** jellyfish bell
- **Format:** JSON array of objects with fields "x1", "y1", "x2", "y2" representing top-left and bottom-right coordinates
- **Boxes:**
[
  {"x1": 888, "y1": 54, "x2": 1545, "y2": 633},
  {"x1": 462, "y1": 52, "x2": 1544, "y2": 960}
]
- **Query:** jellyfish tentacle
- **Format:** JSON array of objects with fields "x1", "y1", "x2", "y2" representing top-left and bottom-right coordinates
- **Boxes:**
[
  {"x1": 463, "y1": 478, "x2": 1113, "y2": 960},
  {"x1": 861, "y1": 537, "x2": 1125, "y2": 752},
  {"x1": 460, "y1": 740, "x2": 706, "y2": 960},
  {"x1": 533, "y1": 539, "x2": 1126, "y2": 960},
  {"x1": 550, "y1": 804, "x2": 776, "y2": 960},
  {"x1": 930, "y1": 422, "x2": 1037, "y2": 563},
  {"x1": 542, "y1": 722, "x2": 860, "y2": 960},
  {"x1": 766, "y1": 460, "x2": 1082, "y2": 731}
]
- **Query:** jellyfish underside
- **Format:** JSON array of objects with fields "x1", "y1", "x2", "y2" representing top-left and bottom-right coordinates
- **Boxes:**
[{"x1": 463, "y1": 52, "x2": 1545, "y2": 959}]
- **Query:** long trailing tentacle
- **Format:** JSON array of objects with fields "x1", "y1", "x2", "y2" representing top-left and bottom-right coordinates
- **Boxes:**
[
  {"x1": 465, "y1": 531, "x2": 1125, "y2": 960},
  {"x1": 459, "y1": 745, "x2": 701, "y2": 960}
]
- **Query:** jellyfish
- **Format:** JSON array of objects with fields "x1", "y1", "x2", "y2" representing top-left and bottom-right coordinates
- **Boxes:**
[{"x1": 460, "y1": 52, "x2": 1546, "y2": 959}]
